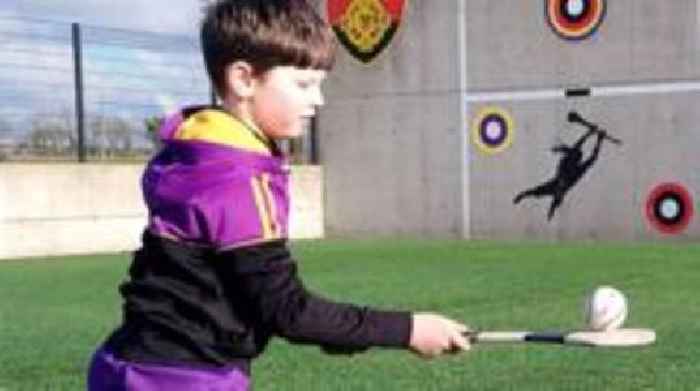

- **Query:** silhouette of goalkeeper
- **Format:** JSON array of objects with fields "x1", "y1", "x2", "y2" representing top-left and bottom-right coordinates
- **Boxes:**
[{"x1": 513, "y1": 112, "x2": 621, "y2": 221}]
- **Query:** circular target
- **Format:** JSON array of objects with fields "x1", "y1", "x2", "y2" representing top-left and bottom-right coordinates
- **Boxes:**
[
  {"x1": 645, "y1": 182, "x2": 694, "y2": 235},
  {"x1": 471, "y1": 106, "x2": 515, "y2": 155},
  {"x1": 546, "y1": 0, "x2": 606, "y2": 40}
]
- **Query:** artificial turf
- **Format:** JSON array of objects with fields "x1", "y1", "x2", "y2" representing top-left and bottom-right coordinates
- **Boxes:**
[{"x1": 0, "y1": 239, "x2": 697, "y2": 390}]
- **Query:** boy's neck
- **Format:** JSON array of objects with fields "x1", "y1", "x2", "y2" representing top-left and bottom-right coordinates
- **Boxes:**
[{"x1": 221, "y1": 100, "x2": 270, "y2": 144}]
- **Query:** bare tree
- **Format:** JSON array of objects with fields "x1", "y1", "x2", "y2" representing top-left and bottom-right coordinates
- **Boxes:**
[
  {"x1": 0, "y1": 119, "x2": 13, "y2": 161},
  {"x1": 27, "y1": 112, "x2": 75, "y2": 156},
  {"x1": 89, "y1": 115, "x2": 134, "y2": 158}
]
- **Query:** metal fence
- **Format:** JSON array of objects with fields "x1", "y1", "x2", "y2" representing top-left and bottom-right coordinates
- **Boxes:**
[{"x1": 0, "y1": 15, "x2": 318, "y2": 164}]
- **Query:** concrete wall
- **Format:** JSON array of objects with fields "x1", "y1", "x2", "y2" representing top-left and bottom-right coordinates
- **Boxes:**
[
  {"x1": 320, "y1": 1, "x2": 466, "y2": 238},
  {"x1": 0, "y1": 164, "x2": 324, "y2": 259},
  {"x1": 289, "y1": 166, "x2": 325, "y2": 240},
  {"x1": 0, "y1": 164, "x2": 145, "y2": 259},
  {"x1": 321, "y1": 0, "x2": 700, "y2": 241}
]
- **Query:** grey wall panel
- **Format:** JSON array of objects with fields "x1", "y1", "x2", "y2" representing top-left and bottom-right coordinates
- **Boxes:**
[
  {"x1": 468, "y1": 92, "x2": 700, "y2": 241},
  {"x1": 321, "y1": 93, "x2": 464, "y2": 237},
  {"x1": 320, "y1": 1, "x2": 465, "y2": 238},
  {"x1": 465, "y1": 0, "x2": 699, "y2": 91}
]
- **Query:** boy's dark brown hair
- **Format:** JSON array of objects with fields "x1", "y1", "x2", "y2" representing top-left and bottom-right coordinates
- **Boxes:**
[{"x1": 201, "y1": 0, "x2": 336, "y2": 97}]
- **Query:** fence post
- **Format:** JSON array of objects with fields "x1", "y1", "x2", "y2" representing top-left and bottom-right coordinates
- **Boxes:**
[
  {"x1": 210, "y1": 87, "x2": 217, "y2": 106},
  {"x1": 72, "y1": 22, "x2": 86, "y2": 162},
  {"x1": 310, "y1": 115, "x2": 319, "y2": 164}
]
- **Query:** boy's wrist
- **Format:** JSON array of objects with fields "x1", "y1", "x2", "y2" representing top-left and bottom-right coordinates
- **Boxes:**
[{"x1": 366, "y1": 310, "x2": 413, "y2": 348}]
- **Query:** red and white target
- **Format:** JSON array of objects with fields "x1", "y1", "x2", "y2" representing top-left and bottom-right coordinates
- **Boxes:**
[
  {"x1": 546, "y1": 0, "x2": 606, "y2": 40},
  {"x1": 644, "y1": 182, "x2": 694, "y2": 235}
]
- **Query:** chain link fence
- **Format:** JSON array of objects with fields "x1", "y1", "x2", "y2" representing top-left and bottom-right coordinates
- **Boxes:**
[{"x1": 0, "y1": 15, "x2": 318, "y2": 164}]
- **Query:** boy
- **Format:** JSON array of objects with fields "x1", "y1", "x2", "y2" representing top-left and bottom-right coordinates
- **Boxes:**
[{"x1": 88, "y1": 1, "x2": 469, "y2": 389}]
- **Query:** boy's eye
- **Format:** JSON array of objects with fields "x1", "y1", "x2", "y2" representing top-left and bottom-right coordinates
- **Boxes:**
[{"x1": 297, "y1": 80, "x2": 312, "y2": 89}]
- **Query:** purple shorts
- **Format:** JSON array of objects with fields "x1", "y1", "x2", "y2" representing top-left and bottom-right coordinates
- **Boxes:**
[{"x1": 87, "y1": 348, "x2": 250, "y2": 391}]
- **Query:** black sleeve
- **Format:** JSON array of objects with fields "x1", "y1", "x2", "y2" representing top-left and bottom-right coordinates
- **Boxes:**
[{"x1": 215, "y1": 240, "x2": 412, "y2": 352}]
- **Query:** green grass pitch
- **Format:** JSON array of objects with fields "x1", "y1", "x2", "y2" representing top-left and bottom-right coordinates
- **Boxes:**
[{"x1": 0, "y1": 239, "x2": 698, "y2": 390}]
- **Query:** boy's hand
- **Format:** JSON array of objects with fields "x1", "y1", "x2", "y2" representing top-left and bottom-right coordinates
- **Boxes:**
[{"x1": 409, "y1": 313, "x2": 471, "y2": 358}]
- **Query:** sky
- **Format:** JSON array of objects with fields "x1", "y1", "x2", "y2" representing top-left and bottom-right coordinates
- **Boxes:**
[{"x1": 0, "y1": 0, "x2": 204, "y2": 35}]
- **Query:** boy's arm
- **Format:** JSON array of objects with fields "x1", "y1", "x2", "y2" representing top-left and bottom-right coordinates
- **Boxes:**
[{"x1": 215, "y1": 240, "x2": 412, "y2": 352}]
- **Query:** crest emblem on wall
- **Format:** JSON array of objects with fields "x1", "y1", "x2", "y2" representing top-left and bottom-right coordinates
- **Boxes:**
[{"x1": 327, "y1": 0, "x2": 406, "y2": 63}]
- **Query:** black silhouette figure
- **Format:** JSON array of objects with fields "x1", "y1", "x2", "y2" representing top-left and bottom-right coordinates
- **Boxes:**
[{"x1": 513, "y1": 112, "x2": 620, "y2": 221}]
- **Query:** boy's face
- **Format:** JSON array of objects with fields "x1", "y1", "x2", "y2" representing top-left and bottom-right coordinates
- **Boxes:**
[{"x1": 251, "y1": 66, "x2": 326, "y2": 140}]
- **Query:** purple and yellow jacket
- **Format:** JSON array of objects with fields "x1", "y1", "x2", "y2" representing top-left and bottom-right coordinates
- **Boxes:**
[{"x1": 104, "y1": 107, "x2": 411, "y2": 373}]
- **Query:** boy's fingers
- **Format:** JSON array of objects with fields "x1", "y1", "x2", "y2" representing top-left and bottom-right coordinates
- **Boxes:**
[
  {"x1": 441, "y1": 321, "x2": 469, "y2": 353},
  {"x1": 447, "y1": 319, "x2": 470, "y2": 336},
  {"x1": 440, "y1": 319, "x2": 471, "y2": 353},
  {"x1": 450, "y1": 330, "x2": 470, "y2": 352}
]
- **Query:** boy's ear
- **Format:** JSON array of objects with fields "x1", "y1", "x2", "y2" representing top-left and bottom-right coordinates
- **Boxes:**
[{"x1": 225, "y1": 61, "x2": 256, "y2": 99}]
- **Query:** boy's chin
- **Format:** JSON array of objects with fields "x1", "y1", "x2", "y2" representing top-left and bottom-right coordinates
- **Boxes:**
[{"x1": 268, "y1": 127, "x2": 304, "y2": 140}]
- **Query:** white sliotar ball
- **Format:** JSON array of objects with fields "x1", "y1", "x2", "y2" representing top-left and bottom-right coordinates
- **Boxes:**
[{"x1": 584, "y1": 286, "x2": 628, "y2": 331}]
